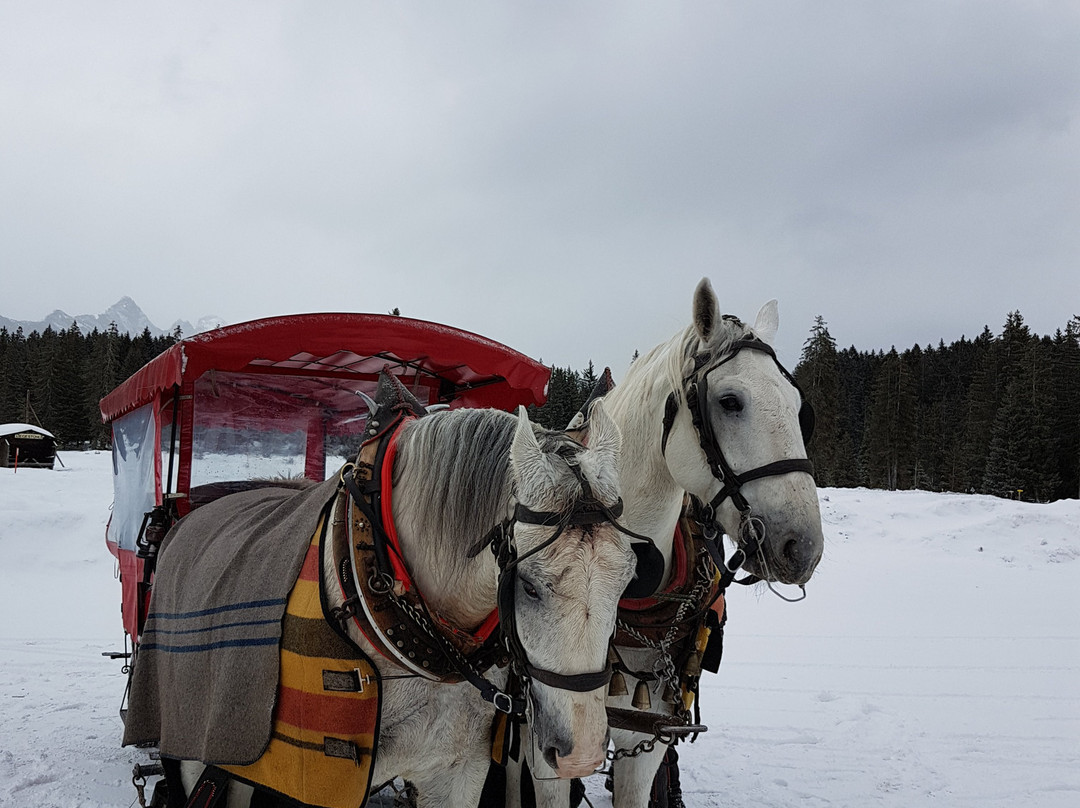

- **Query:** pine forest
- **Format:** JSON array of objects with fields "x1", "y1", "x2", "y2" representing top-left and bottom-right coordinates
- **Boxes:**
[{"x1": 1, "y1": 312, "x2": 1078, "y2": 502}]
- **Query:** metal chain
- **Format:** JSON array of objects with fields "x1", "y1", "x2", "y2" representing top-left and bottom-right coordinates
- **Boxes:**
[
  {"x1": 608, "y1": 551, "x2": 714, "y2": 761},
  {"x1": 607, "y1": 729, "x2": 675, "y2": 762}
]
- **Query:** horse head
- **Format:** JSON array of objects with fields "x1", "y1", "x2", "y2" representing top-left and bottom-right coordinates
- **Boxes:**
[
  {"x1": 662, "y1": 278, "x2": 824, "y2": 586},
  {"x1": 504, "y1": 401, "x2": 635, "y2": 778}
]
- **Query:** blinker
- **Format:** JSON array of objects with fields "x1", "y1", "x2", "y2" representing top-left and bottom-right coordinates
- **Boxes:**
[
  {"x1": 621, "y1": 540, "x2": 665, "y2": 599},
  {"x1": 798, "y1": 399, "x2": 815, "y2": 445}
]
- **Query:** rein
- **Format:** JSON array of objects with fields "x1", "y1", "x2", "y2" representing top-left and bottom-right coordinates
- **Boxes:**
[{"x1": 662, "y1": 335, "x2": 816, "y2": 591}]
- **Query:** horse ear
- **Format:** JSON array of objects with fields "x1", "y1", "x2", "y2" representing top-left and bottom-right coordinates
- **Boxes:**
[
  {"x1": 510, "y1": 406, "x2": 555, "y2": 502},
  {"x1": 692, "y1": 278, "x2": 720, "y2": 343},
  {"x1": 581, "y1": 399, "x2": 622, "y2": 465},
  {"x1": 754, "y1": 300, "x2": 780, "y2": 345}
]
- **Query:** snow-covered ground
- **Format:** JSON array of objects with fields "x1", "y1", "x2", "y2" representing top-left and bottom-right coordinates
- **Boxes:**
[{"x1": 1, "y1": 452, "x2": 1077, "y2": 807}]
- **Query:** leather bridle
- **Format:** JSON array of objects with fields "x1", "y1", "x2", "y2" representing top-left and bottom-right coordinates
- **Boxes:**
[
  {"x1": 491, "y1": 457, "x2": 669, "y2": 696},
  {"x1": 661, "y1": 335, "x2": 815, "y2": 585},
  {"x1": 495, "y1": 489, "x2": 620, "y2": 696}
]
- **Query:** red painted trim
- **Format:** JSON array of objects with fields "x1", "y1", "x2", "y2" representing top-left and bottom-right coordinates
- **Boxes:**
[
  {"x1": 116, "y1": 547, "x2": 145, "y2": 640},
  {"x1": 379, "y1": 422, "x2": 413, "y2": 591},
  {"x1": 176, "y1": 381, "x2": 194, "y2": 518},
  {"x1": 99, "y1": 313, "x2": 550, "y2": 422},
  {"x1": 379, "y1": 419, "x2": 499, "y2": 642}
]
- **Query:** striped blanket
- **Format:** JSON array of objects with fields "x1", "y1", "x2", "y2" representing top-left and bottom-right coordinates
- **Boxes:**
[
  {"x1": 222, "y1": 506, "x2": 380, "y2": 808},
  {"x1": 123, "y1": 477, "x2": 381, "y2": 799}
]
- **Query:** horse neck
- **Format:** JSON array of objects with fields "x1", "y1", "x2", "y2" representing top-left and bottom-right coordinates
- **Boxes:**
[
  {"x1": 604, "y1": 346, "x2": 688, "y2": 576},
  {"x1": 389, "y1": 412, "x2": 514, "y2": 629}
]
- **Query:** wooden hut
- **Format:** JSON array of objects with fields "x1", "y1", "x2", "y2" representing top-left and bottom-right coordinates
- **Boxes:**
[{"x1": 0, "y1": 424, "x2": 57, "y2": 469}]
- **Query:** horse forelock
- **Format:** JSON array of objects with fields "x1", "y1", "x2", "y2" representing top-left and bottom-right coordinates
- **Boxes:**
[
  {"x1": 519, "y1": 520, "x2": 633, "y2": 595},
  {"x1": 522, "y1": 430, "x2": 621, "y2": 513},
  {"x1": 620, "y1": 314, "x2": 754, "y2": 409}
]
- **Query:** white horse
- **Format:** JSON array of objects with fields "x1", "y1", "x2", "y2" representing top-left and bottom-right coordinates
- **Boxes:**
[
  {"x1": 517, "y1": 278, "x2": 825, "y2": 807},
  {"x1": 170, "y1": 398, "x2": 636, "y2": 807}
]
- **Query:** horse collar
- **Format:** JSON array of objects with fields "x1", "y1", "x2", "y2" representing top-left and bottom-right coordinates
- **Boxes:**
[{"x1": 334, "y1": 420, "x2": 508, "y2": 686}]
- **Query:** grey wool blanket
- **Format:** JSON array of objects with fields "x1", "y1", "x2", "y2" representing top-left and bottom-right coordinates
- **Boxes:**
[{"x1": 123, "y1": 477, "x2": 340, "y2": 764}]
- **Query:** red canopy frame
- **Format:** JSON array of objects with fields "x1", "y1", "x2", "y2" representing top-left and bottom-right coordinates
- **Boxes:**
[
  {"x1": 101, "y1": 313, "x2": 550, "y2": 641},
  {"x1": 100, "y1": 312, "x2": 549, "y2": 421}
]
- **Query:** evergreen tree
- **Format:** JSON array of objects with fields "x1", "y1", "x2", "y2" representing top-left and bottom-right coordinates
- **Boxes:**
[
  {"x1": 84, "y1": 323, "x2": 123, "y2": 448},
  {"x1": 582, "y1": 360, "x2": 598, "y2": 392},
  {"x1": 51, "y1": 322, "x2": 90, "y2": 447},
  {"x1": 795, "y1": 316, "x2": 843, "y2": 485},
  {"x1": 958, "y1": 327, "x2": 1000, "y2": 492},
  {"x1": 27, "y1": 327, "x2": 58, "y2": 432},
  {"x1": 1050, "y1": 317, "x2": 1080, "y2": 499},
  {"x1": 1028, "y1": 336, "x2": 1062, "y2": 500},
  {"x1": 834, "y1": 346, "x2": 873, "y2": 486},
  {"x1": 860, "y1": 348, "x2": 917, "y2": 489},
  {"x1": 1, "y1": 327, "x2": 30, "y2": 424},
  {"x1": 532, "y1": 366, "x2": 585, "y2": 429},
  {"x1": 980, "y1": 313, "x2": 1059, "y2": 500},
  {"x1": 120, "y1": 327, "x2": 158, "y2": 380}
]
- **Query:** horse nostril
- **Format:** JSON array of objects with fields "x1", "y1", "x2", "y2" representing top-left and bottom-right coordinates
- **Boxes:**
[
  {"x1": 783, "y1": 538, "x2": 800, "y2": 562},
  {"x1": 543, "y1": 747, "x2": 559, "y2": 771}
]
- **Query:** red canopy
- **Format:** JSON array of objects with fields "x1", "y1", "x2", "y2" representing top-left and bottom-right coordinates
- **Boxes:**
[{"x1": 100, "y1": 313, "x2": 550, "y2": 422}]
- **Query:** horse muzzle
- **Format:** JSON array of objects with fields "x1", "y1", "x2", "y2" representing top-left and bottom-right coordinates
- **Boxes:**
[
  {"x1": 753, "y1": 529, "x2": 822, "y2": 585},
  {"x1": 545, "y1": 744, "x2": 606, "y2": 779}
]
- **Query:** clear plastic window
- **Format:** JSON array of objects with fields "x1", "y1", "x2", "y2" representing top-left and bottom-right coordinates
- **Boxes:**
[
  {"x1": 188, "y1": 370, "x2": 411, "y2": 487},
  {"x1": 108, "y1": 404, "x2": 159, "y2": 552}
]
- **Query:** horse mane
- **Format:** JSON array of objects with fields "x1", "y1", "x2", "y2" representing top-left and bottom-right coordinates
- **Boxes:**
[
  {"x1": 391, "y1": 409, "x2": 517, "y2": 550},
  {"x1": 390, "y1": 408, "x2": 587, "y2": 562},
  {"x1": 623, "y1": 313, "x2": 755, "y2": 405}
]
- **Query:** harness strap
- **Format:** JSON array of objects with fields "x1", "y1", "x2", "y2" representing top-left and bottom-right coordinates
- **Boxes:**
[
  {"x1": 524, "y1": 660, "x2": 613, "y2": 692},
  {"x1": 704, "y1": 459, "x2": 816, "y2": 515},
  {"x1": 497, "y1": 468, "x2": 624, "y2": 695},
  {"x1": 335, "y1": 419, "x2": 519, "y2": 713}
]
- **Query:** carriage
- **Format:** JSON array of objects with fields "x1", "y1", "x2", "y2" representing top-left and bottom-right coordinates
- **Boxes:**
[
  {"x1": 100, "y1": 313, "x2": 551, "y2": 804},
  {"x1": 101, "y1": 312, "x2": 550, "y2": 650},
  {"x1": 101, "y1": 284, "x2": 823, "y2": 808}
]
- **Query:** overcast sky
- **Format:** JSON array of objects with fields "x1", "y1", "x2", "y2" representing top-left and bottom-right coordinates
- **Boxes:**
[{"x1": 2, "y1": 2, "x2": 1077, "y2": 373}]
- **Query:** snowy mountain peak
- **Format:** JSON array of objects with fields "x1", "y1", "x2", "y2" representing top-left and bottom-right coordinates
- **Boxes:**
[{"x1": 0, "y1": 298, "x2": 221, "y2": 338}]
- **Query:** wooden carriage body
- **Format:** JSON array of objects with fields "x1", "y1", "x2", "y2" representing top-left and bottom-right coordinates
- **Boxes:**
[{"x1": 100, "y1": 313, "x2": 550, "y2": 645}]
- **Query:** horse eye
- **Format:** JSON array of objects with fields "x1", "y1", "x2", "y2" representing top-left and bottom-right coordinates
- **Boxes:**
[
  {"x1": 521, "y1": 579, "x2": 540, "y2": 600},
  {"x1": 718, "y1": 394, "x2": 743, "y2": 413}
]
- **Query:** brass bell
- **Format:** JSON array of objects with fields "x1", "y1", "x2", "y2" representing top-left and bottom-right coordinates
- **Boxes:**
[
  {"x1": 608, "y1": 669, "x2": 628, "y2": 697},
  {"x1": 632, "y1": 680, "x2": 652, "y2": 711},
  {"x1": 662, "y1": 682, "x2": 678, "y2": 705}
]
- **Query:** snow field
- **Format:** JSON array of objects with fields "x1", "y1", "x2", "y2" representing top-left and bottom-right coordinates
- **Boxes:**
[{"x1": 1, "y1": 453, "x2": 1077, "y2": 807}]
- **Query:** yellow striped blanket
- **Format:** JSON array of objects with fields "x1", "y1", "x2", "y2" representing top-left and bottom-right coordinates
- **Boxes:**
[{"x1": 223, "y1": 506, "x2": 381, "y2": 808}]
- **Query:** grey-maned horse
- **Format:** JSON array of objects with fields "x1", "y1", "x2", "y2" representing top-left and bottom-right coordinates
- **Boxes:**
[
  {"x1": 183, "y1": 401, "x2": 636, "y2": 807},
  {"x1": 515, "y1": 278, "x2": 825, "y2": 807}
]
